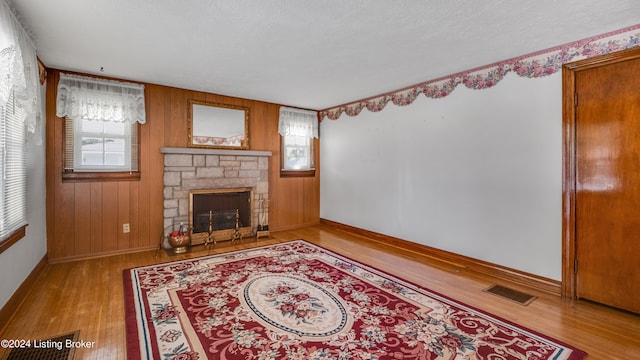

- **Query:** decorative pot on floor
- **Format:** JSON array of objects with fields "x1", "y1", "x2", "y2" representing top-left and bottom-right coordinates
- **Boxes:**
[{"x1": 164, "y1": 224, "x2": 191, "y2": 253}]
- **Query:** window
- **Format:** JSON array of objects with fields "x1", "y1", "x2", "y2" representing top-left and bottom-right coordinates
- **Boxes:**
[
  {"x1": 0, "y1": 91, "x2": 27, "y2": 245},
  {"x1": 278, "y1": 107, "x2": 318, "y2": 177},
  {"x1": 65, "y1": 118, "x2": 138, "y2": 173},
  {"x1": 282, "y1": 134, "x2": 315, "y2": 171},
  {"x1": 56, "y1": 73, "x2": 145, "y2": 181},
  {"x1": 1, "y1": 0, "x2": 41, "y2": 250}
]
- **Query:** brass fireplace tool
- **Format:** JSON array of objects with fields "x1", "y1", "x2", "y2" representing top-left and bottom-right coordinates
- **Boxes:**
[
  {"x1": 256, "y1": 194, "x2": 269, "y2": 239},
  {"x1": 205, "y1": 210, "x2": 215, "y2": 246},
  {"x1": 203, "y1": 209, "x2": 242, "y2": 245},
  {"x1": 232, "y1": 209, "x2": 242, "y2": 241}
]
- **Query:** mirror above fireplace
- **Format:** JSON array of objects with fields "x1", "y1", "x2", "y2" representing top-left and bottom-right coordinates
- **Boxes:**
[{"x1": 187, "y1": 100, "x2": 249, "y2": 150}]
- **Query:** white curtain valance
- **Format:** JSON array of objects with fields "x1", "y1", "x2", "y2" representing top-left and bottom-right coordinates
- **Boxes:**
[
  {"x1": 278, "y1": 106, "x2": 318, "y2": 138},
  {"x1": 0, "y1": 0, "x2": 40, "y2": 135},
  {"x1": 56, "y1": 72, "x2": 146, "y2": 124}
]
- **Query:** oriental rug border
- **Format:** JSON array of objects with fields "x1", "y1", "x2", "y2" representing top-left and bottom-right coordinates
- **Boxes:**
[{"x1": 123, "y1": 240, "x2": 586, "y2": 359}]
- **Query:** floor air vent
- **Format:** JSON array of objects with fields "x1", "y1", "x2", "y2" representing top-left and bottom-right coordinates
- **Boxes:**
[{"x1": 483, "y1": 284, "x2": 537, "y2": 306}]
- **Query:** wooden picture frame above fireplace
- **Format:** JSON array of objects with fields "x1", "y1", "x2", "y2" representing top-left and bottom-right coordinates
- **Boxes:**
[{"x1": 187, "y1": 100, "x2": 249, "y2": 149}]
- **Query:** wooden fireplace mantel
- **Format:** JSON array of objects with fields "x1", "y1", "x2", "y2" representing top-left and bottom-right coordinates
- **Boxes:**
[{"x1": 160, "y1": 147, "x2": 272, "y2": 157}]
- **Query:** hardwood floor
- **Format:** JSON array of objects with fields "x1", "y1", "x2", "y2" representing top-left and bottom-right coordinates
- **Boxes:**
[{"x1": 1, "y1": 225, "x2": 638, "y2": 359}]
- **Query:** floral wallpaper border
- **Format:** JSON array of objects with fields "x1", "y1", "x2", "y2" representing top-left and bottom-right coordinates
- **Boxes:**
[{"x1": 319, "y1": 24, "x2": 640, "y2": 121}]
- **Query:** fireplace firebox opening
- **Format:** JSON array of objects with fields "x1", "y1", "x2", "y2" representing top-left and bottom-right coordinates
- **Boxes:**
[{"x1": 189, "y1": 187, "x2": 253, "y2": 244}]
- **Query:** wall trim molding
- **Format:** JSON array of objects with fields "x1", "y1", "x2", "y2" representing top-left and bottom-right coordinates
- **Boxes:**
[
  {"x1": 320, "y1": 219, "x2": 561, "y2": 296},
  {"x1": 272, "y1": 220, "x2": 321, "y2": 233},
  {"x1": 48, "y1": 245, "x2": 157, "y2": 264},
  {"x1": 0, "y1": 254, "x2": 48, "y2": 334},
  {"x1": 320, "y1": 24, "x2": 640, "y2": 121}
]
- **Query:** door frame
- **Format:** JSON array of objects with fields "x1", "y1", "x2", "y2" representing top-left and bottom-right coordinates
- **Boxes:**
[{"x1": 561, "y1": 47, "x2": 640, "y2": 298}]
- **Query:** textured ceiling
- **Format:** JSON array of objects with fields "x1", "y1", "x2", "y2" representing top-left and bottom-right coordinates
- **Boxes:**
[{"x1": 9, "y1": 0, "x2": 640, "y2": 110}]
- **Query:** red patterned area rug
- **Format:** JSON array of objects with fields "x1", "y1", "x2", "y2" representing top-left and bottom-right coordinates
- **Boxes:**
[{"x1": 123, "y1": 240, "x2": 586, "y2": 360}]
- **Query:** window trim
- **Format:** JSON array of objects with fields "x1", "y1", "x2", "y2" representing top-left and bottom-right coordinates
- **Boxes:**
[
  {"x1": 0, "y1": 225, "x2": 27, "y2": 255},
  {"x1": 62, "y1": 171, "x2": 141, "y2": 182},
  {"x1": 280, "y1": 169, "x2": 316, "y2": 178}
]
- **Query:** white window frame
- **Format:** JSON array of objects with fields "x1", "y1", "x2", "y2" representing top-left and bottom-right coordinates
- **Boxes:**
[
  {"x1": 282, "y1": 134, "x2": 315, "y2": 171},
  {"x1": 63, "y1": 118, "x2": 140, "y2": 180},
  {"x1": 68, "y1": 118, "x2": 134, "y2": 172}
]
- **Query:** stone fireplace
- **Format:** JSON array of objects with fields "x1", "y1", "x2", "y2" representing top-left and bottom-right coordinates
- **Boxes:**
[{"x1": 161, "y1": 147, "x2": 271, "y2": 245}]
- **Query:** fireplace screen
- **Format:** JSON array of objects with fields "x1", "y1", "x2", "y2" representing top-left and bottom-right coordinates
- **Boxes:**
[{"x1": 189, "y1": 188, "x2": 252, "y2": 243}]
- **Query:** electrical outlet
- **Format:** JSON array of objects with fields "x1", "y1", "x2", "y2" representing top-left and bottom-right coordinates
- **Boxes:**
[{"x1": 123, "y1": 223, "x2": 130, "y2": 233}]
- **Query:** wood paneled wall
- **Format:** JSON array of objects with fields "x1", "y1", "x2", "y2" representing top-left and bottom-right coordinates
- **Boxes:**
[{"x1": 45, "y1": 69, "x2": 320, "y2": 262}]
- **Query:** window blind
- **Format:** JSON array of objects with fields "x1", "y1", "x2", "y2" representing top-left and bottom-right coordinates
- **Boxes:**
[{"x1": 0, "y1": 92, "x2": 27, "y2": 241}]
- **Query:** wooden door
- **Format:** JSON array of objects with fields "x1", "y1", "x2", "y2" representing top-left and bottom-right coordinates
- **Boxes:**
[{"x1": 571, "y1": 51, "x2": 640, "y2": 314}]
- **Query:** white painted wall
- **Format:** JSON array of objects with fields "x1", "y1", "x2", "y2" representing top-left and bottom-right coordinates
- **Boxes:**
[
  {"x1": 0, "y1": 84, "x2": 47, "y2": 309},
  {"x1": 320, "y1": 73, "x2": 563, "y2": 280}
]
